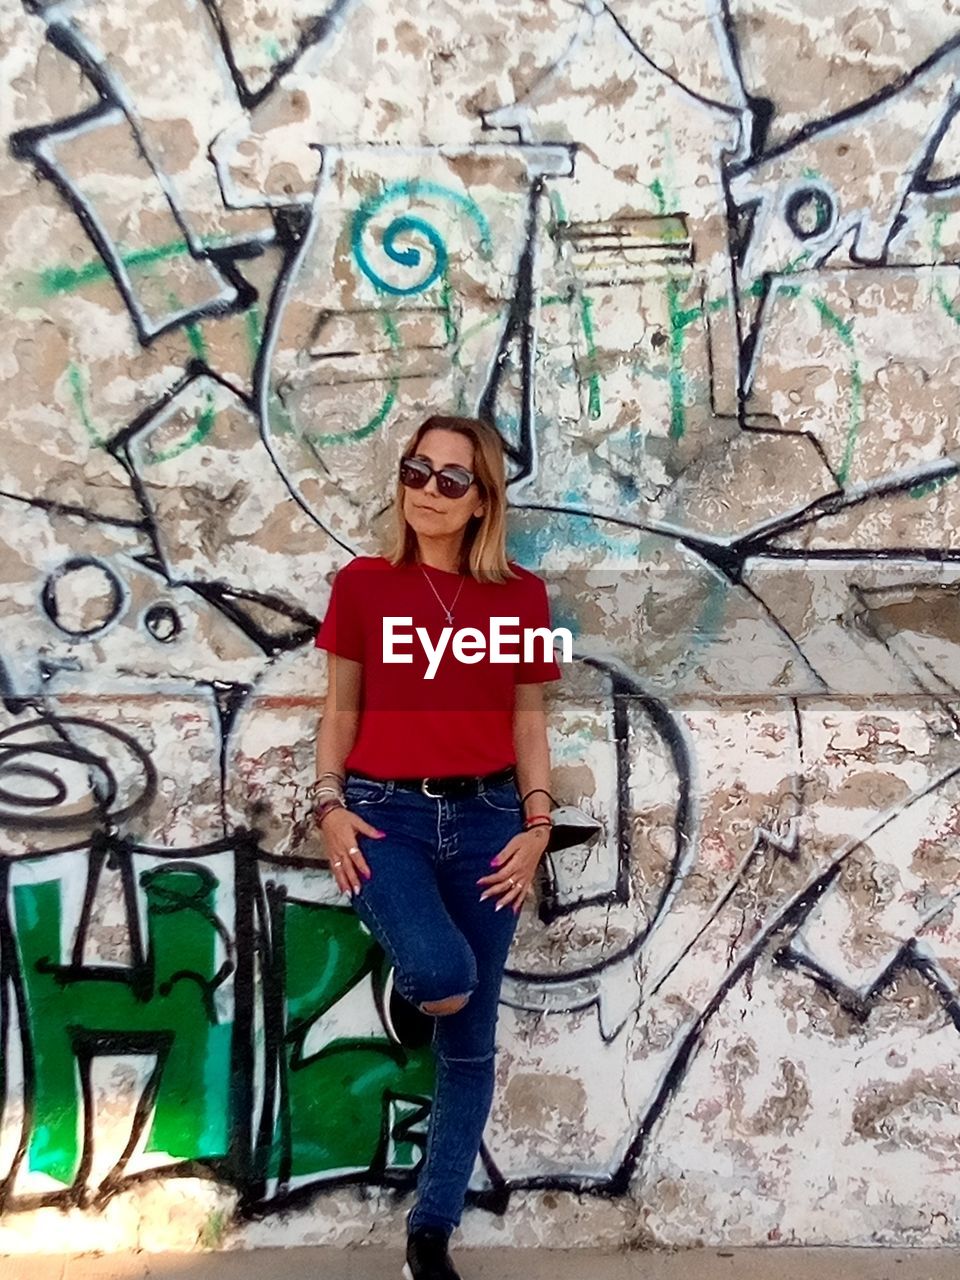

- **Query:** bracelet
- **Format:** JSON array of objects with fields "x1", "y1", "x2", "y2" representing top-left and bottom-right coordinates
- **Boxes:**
[
  {"x1": 523, "y1": 816, "x2": 553, "y2": 830},
  {"x1": 309, "y1": 772, "x2": 345, "y2": 790},
  {"x1": 521, "y1": 788, "x2": 555, "y2": 807},
  {"x1": 308, "y1": 778, "x2": 344, "y2": 804},
  {"x1": 316, "y1": 799, "x2": 346, "y2": 825}
]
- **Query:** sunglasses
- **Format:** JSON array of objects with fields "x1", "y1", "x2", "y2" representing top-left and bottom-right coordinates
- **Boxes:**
[{"x1": 399, "y1": 456, "x2": 476, "y2": 500}]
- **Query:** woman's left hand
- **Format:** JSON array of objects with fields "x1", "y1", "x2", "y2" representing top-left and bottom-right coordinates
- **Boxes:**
[{"x1": 476, "y1": 827, "x2": 551, "y2": 914}]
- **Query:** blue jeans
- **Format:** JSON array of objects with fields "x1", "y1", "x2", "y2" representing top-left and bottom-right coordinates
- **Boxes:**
[{"x1": 343, "y1": 771, "x2": 523, "y2": 1238}]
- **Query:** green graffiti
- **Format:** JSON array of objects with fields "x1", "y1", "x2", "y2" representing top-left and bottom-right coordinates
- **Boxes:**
[
  {"x1": 267, "y1": 899, "x2": 435, "y2": 1180},
  {"x1": 245, "y1": 303, "x2": 263, "y2": 358},
  {"x1": 14, "y1": 866, "x2": 231, "y2": 1183},
  {"x1": 690, "y1": 573, "x2": 729, "y2": 657},
  {"x1": 185, "y1": 320, "x2": 206, "y2": 361},
  {"x1": 649, "y1": 177, "x2": 666, "y2": 215},
  {"x1": 666, "y1": 277, "x2": 701, "y2": 440},
  {"x1": 909, "y1": 473, "x2": 953, "y2": 500},
  {"x1": 930, "y1": 212, "x2": 960, "y2": 325},
  {"x1": 548, "y1": 190, "x2": 568, "y2": 231},
  {"x1": 658, "y1": 219, "x2": 688, "y2": 244},
  {"x1": 141, "y1": 322, "x2": 216, "y2": 464},
  {"x1": 11, "y1": 856, "x2": 442, "y2": 1192},
  {"x1": 578, "y1": 294, "x2": 602, "y2": 420},
  {"x1": 810, "y1": 295, "x2": 862, "y2": 486},
  {"x1": 199, "y1": 1208, "x2": 231, "y2": 1249},
  {"x1": 67, "y1": 363, "x2": 103, "y2": 447},
  {"x1": 440, "y1": 275, "x2": 458, "y2": 348},
  {"x1": 32, "y1": 235, "x2": 235, "y2": 299},
  {"x1": 303, "y1": 313, "x2": 400, "y2": 447},
  {"x1": 746, "y1": 251, "x2": 812, "y2": 299}
]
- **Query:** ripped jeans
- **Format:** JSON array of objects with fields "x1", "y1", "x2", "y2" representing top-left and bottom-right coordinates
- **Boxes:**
[{"x1": 343, "y1": 771, "x2": 523, "y2": 1238}]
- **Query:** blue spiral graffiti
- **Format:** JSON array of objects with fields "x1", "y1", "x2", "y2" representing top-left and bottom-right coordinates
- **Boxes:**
[{"x1": 351, "y1": 180, "x2": 493, "y2": 297}]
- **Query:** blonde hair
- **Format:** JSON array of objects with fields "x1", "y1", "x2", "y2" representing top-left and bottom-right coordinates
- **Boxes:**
[{"x1": 382, "y1": 415, "x2": 520, "y2": 584}]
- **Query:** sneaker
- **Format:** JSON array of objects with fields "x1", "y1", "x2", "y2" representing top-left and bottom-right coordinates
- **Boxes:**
[
  {"x1": 383, "y1": 967, "x2": 435, "y2": 1050},
  {"x1": 402, "y1": 1226, "x2": 461, "y2": 1279}
]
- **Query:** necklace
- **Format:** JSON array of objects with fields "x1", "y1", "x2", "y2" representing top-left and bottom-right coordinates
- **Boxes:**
[{"x1": 419, "y1": 565, "x2": 466, "y2": 626}]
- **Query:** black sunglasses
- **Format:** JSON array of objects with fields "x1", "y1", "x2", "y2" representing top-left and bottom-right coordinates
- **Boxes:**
[{"x1": 399, "y1": 456, "x2": 476, "y2": 500}]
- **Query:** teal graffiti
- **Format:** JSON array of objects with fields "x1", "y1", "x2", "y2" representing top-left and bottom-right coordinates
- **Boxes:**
[{"x1": 351, "y1": 180, "x2": 492, "y2": 297}]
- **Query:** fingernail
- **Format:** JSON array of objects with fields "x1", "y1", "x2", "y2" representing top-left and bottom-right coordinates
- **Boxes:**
[
  {"x1": 495, "y1": 901, "x2": 504, "y2": 911},
  {"x1": 489, "y1": 857, "x2": 499, "y2": 866},
  {"x1": 479, "y1": 891, "x2": 490, "y2": 901},
  {"x1": 363, "y1": 870, "x2": 372, "y2": 880}
]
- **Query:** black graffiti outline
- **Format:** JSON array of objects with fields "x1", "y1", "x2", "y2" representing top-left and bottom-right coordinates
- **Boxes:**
[
  {"x1": 200, "y1": 0, "x2": 358, "y2": 111},
  {"x1": 0, "y1": 831, "x2": 242, "y2": 1211},
  {"x1": 41, "y1": 556, "x2": 125, "y2": 638},
  {"x1": 10, "y1": 99, "x2": 240, "y2": 345},
  {"x1": 725, "y1": 37, "x2": 960, "y2": 395},
  {"x1": 0, "y1": 715, "x2": 157, "y2": 832}
]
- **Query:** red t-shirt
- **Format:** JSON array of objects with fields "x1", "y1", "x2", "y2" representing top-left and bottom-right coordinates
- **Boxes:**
[{"x1": 314, "y1": 556, "x2": 562, "y2": 778}]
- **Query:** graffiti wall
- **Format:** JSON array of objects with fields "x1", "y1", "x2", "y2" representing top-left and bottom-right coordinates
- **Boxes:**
[{"x1": 2, "y1": 0, "x2": 960, "y2": 1254}]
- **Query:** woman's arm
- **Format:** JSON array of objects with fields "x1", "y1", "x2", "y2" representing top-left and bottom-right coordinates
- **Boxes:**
[
  {"x1": 512, "y1": 681, "x2": 553, "y2": 823},
  {"x1": 312, "y1": 653, "x2": 385, "y2": 895},
  {"x1": 476, "y1": 681, "x2": 554, "y2": 913},
  {"x1": 315, "y1": 651, "x2": 362, "y2": 783}
]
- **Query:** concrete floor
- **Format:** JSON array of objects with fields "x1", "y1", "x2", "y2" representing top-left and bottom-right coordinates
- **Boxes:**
[{"x1": 6, "y1": 1247, "x2": 960, "y2": 1280}]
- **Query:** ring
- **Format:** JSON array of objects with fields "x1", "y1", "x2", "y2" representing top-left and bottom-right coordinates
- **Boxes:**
[
  {"x1": 348, "y1": 846, "x2": 360, "y2": 855},
  {"x1": 333, "y1": 860, "x2": 342, "y2": 867},
  {"x1": 508, "y1": 877, "x2": 515, "y2": 886}
]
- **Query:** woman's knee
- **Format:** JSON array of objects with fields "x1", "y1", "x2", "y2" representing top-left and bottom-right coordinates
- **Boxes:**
[{"x1": 396, "y1": 950, "x2": 478, "y2": 1010}]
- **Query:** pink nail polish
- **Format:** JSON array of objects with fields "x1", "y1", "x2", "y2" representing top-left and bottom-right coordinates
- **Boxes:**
[{"x1": 489, "y1": 858, "x2": 499, "y2": 866}]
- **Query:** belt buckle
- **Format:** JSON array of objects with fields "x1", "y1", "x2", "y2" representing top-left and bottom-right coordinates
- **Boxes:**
[{"x1": 421, "y1": 777, "x2": 445, "y2": 798}]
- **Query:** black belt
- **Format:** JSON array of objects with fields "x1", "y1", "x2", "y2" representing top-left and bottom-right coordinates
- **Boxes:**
[{"x1": 348, "y1": 764, "x2": 516, "y2": 798}]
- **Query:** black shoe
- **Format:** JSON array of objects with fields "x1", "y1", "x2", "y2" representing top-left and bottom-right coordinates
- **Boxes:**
[{"x1": 402, "y1": 1226, "x2": 461, "y2": 1279}]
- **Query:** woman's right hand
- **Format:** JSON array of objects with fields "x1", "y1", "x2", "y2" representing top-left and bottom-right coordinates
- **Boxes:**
[{"x1": 318, "y1": 806, "x2": 385, "y2": 896}]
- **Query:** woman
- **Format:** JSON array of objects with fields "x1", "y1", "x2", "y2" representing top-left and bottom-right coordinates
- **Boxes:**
[{"x1": 311, "y1": 415, "x2": 561, "y2": 1280}]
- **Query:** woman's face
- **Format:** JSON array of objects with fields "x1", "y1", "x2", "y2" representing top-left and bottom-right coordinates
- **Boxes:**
[{"x1": 402, "y1": 427, "x2": 485, "y2": 542}]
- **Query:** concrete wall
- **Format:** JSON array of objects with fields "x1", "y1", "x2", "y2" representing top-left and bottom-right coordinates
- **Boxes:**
[{"x1": 2, "y1": 0, "x2": 960, "y2": 1254}]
